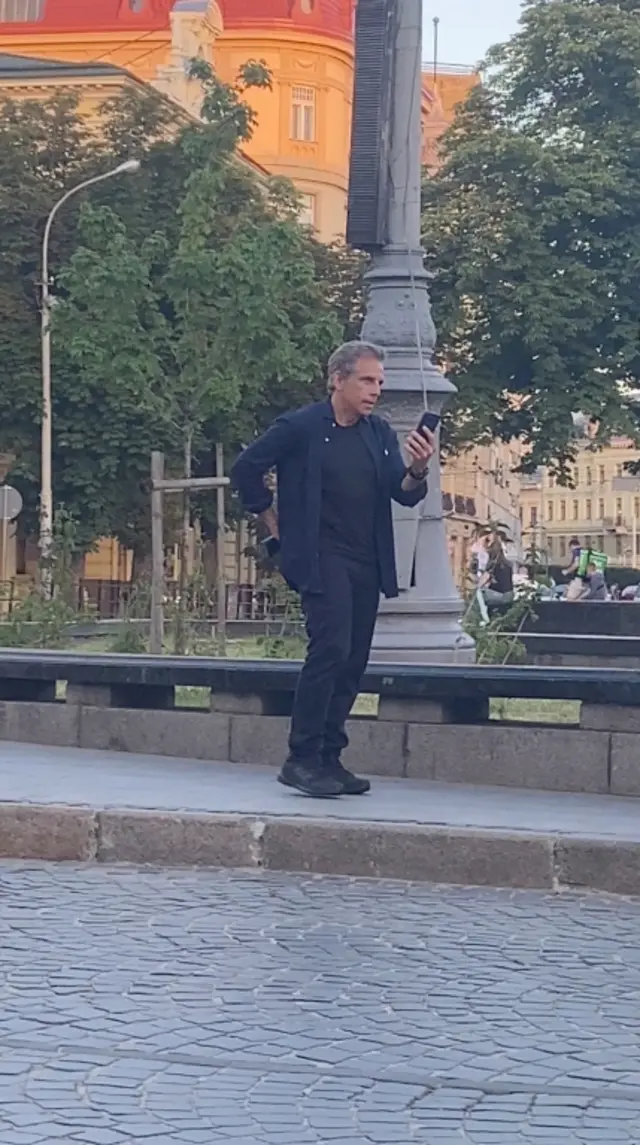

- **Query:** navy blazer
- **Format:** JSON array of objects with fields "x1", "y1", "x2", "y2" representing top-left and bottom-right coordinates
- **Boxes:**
[{"x1": 231, "y1": 400, "x2": 427, "y2": 598}]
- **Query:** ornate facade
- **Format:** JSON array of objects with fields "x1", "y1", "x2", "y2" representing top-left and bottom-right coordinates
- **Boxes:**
[{"x1": 0, "y1": 2, "x2": 480, "y2": 240}]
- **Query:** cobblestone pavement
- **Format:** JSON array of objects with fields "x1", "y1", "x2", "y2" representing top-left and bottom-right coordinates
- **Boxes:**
[{"x1": 1, "y1": 867, "x2": 640, "y2": 1144}]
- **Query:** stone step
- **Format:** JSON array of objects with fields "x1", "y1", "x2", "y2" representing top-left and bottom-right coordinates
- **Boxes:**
[{"x1": 1, "y1": 741, "x2": 640, "y2": 895}]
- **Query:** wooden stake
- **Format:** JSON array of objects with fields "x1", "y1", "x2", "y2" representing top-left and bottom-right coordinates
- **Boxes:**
[
  {"x1": 215, "y1": 443, "x2": 226, "y2": 650},
  {"x1": 150, "y1": 451, "x2": 165, "y2": 655}
]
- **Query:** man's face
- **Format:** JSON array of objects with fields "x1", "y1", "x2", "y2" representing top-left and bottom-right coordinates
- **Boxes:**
[{"x1": 332, "y1": 355, "x2": 384, "y2": 416}]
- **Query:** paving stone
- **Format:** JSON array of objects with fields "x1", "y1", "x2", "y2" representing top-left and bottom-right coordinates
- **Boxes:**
[{"x1": 0, "y1": 866, "x2": 640, "y2": 1141}]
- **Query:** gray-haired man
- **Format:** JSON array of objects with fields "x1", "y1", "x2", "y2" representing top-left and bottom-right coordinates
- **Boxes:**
[{"x1": 232, "y1": 341, "x2": 434, "y2": 798}]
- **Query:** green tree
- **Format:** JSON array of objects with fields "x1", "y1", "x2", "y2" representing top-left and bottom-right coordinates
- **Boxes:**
[
  {"x1": 0, "y1": 67, "x2": 340, "y2": 580},
  {"x1": 0, "y1": 93, "x2": 102, "y2": 524},
  {"x1": 52, "y1": 62, "x2": 340, "y2": 592},
  {"x1": 422, "y1": 0, "x2": 640, "y2": 473}
]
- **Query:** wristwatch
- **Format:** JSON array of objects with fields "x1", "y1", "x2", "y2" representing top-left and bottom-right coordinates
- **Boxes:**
[{"x1": 408, "y1": 464, "x2": 429, "y2": 481}]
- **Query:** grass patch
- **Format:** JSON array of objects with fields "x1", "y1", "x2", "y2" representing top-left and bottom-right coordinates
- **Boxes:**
[
  {"x1": 490, "y1": 698, "x2": 580, "y2": 724},
  {"x1": 176, "y1": 685, "x2": 210, "y2": 709}
]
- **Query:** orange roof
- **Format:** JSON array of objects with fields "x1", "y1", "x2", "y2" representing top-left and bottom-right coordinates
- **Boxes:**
[
  {"x1": 0, "y1": 0, "x2": 355, "y2": 39},
  {"x1": 220, "y1": 0, "x2": 355, "y2": 42},
  {"x1": 0, "y1": 0, "x2": 174, "y2": 33}
]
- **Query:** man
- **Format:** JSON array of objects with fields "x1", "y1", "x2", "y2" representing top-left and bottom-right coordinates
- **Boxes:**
[
  {"x1": 231, "y1": 340, "x2": 434, "y2": 798},
  {"x1": 577, "y1": 561, "x2": 607, "y2": 601}
]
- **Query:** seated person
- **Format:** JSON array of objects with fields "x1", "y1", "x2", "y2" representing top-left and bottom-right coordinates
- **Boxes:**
[
  {"x1": 579, "y1": 562, "x2": 607, "y2": 601},
  {"x1": 479, "y1": 540, "x2": 514, "y2": 605}
]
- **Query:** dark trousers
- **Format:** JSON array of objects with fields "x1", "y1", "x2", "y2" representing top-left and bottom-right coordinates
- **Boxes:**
[{"x1": 288, "y1": 552, "x2": 380, "y2": 766}]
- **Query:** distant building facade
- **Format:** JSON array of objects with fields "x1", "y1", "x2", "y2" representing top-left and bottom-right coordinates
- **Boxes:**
[{"x1": 519, "y1": 437, "x2": 640, "y2": 569}]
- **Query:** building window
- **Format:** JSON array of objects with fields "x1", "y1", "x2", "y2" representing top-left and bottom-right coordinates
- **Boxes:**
[
  {"x1": 547, "y1": 501, "x2": 553, "y2": 522},
  {"x1": 586, "y1": 467, "x2": 592, "y2": 486},
  {"x1": 559, "y1": 536, "x2": 566, "y2": 558},
  {"x1": 597, "y1": 535, "x2": 604, "y2": 551},
  {"x1": 586, "y1": 499, "x2": 592, "y2": 520},
  {"x1": 599, "y1": 498, "x2": 605, "y2": 518},
  {"x1": 548, "y1": 536, "x2": 554, "y2": 557},
  {"x1": 530, "y1": 506, "x2": 537, "y2": 527},
  {"x1": 291, "y1": 86, "x2": 316, "y2": 141},
  {"x1": 636, "y1": 535, "x2": 640, "y2": 557},
  {"x1": 297, "y1": 192, "x2": 316, "y2": 227},
  {"x1": 635, "y1": 497, "x2": 640, "y2": 519},
  {"x1": 0, "y1": 0, "x2": 44, "y2": 18},
  {"x1": 599, "y1": 465, "x2": 606, "y2": 484},
  {"x1": 616, "y1": 536, "x2": 623, "y2": 557},
  {"x1": 584, "y1": 535, "x2": 592, "y2": 549},
  {"x1": 548, "y1": 476, "x2": 554, "y2": 488},
  {"x1": 560, "y1": 500, "x2": 566, "y2": 520},
  {"x1": 617, "y1": 463, "x2": 624, "y2": 477},
  {"x1": 616, "y1": 497, "x2": 623, "y2": 526},
  {"x1": 572, "y1": 500, "x2": 579, "y2": 520}
]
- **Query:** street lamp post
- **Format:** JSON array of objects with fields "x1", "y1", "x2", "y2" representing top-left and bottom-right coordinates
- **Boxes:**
[
  {"x1": 357, "y1": 0, "x2": 474, "y2": 662},
  {"x1": 39, "y1": 158, "x2": 141, "y2": 595}
]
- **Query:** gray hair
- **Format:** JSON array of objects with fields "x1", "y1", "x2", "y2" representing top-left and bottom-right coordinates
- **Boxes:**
[{"x1": 327, "y1": 340, "x2": 385, "y2": 391}]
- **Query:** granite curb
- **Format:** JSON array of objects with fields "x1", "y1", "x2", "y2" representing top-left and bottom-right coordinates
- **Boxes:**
[{"x1": 0, "y1": 800, "x2": 639, "y2": 894}]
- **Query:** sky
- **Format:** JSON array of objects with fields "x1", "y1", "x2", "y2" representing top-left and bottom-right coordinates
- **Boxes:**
[{"x1": 424, "y1": 0, "x2": 525, "y2": 67}]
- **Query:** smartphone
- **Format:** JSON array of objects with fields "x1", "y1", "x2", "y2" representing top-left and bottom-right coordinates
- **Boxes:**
[
  {"x1": 261, "y1": 535, "x2": 281, "y2": 558},
  {"x1": 418, "y1": 410, "x2": 441, "y2": 435}
]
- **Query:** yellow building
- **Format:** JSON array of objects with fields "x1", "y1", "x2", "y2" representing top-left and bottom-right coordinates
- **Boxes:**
[
  {"x1": 0, "y1": 3, "x2": 482, "y2": 241},
  {"x1": 421, "y1": 62, "x2": 478, "y2": 171},
  {"x1": 519, "y1": 438, "x2": 640, "y2": 569},
  {"x1": 0, "y1": 0, "x2": 355, "y2": 241}
]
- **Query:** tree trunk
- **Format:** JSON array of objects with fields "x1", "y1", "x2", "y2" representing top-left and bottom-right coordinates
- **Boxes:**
[{"x1": 174, "y1": 431, "x2": 192, "y2": 655}]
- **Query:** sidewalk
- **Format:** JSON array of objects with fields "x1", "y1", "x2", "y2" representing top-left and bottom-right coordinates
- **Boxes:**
[{"x1": 1, "y1": 741, "x2": 639, "y2": 894}]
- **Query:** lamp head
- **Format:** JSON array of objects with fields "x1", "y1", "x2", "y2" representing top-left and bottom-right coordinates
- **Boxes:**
[{"x1": 116, "y1": 159, "x2": 141, "y2": 175}]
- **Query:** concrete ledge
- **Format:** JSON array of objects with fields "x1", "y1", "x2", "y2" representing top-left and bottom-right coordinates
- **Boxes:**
[
  {"x1": 610, "y1": 733, "x2": 640, "y2": 797},
  {"x1": 3, "y1": 798, "x2": 640, "y2": 894},
  {"x1": 0, "y1": 804, "x2": 96, "y2": 861},
  {"x1": 406, "y1": 723, "x2": 610, "y2": 793},
  {"x1": 78, "y1": 707, "x2": 231, "y2": 761},
  {"x1": 0, "y1": 701, "x2": 79, "y2": 747},
  {"x1": 229, "y1": 715, "x2": 406, "y2": 776},
  {"x1": 261, "y1": 819, "x2": 554, "y2": 888},
  {"x1": 98, "y1": 811, "x2": 257, "y2": 867},
  {"x1": 0, "y1": 701, "x2": 625, "y2": 796},
  {"x1": 555, "y1": 838, "x2": 640, "y2": 896},
  {"x1": 230, "y1": 713, "x2": 288, "y2": 766},
  {"x1": 582, "y1": 703, "x2": 640, "y2": 733}
]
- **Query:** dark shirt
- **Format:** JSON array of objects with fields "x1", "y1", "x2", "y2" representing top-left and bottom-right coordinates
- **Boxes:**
[
  {"x1": 319, "y1": 422, "x2": 377, "y2": 566},
  {"x1": 489, "y1": 560, "x2": 513, "y2": 595},
  {"x1": 230, "y1": 401, "x2": 428, "y2": 598}
]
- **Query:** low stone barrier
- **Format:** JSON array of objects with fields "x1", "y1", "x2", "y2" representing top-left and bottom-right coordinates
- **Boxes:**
[{"x1": 0, "y1": 651, "x2": 638, "y2": 796}]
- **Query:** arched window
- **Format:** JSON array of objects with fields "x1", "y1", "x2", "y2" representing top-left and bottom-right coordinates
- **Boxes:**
[{"x1": 0, "y1": 0, "x2": 45, "y2": 19}]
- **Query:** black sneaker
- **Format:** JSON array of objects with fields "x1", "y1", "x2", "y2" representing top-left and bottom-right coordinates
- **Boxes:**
[
  {"x1": 278, "y1": 760, "x2": 343, "y2": 798},
  {"x1": 325, "y1": 759, "x2": 371, "y2": 796}
]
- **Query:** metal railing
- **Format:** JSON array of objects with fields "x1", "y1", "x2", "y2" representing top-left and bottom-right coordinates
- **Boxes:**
[{"x1": 423, "y1": 61, "x2": 479, "y2": 76}]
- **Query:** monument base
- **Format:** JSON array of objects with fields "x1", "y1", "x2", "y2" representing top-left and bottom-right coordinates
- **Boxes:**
[{"x1": 370, "y1": 596, "x2": 476, "y2": 665}]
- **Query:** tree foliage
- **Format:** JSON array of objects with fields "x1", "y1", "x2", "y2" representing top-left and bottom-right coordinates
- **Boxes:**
[
  {"x1": 0, "y1": 66, "x2": 342, "y2": 560},
  {"x1": 422, "y1": 0, "x2": 640, "y2": 472}
]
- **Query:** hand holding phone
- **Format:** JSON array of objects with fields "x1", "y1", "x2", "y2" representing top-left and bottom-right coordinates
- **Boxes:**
[{"x1": 405, "y1": 412, "x2": 438, "y2": 478}]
